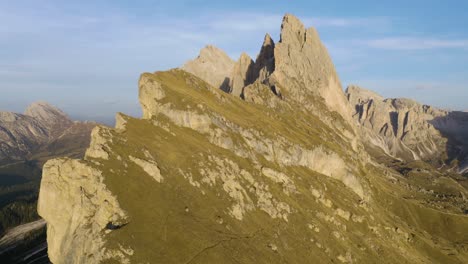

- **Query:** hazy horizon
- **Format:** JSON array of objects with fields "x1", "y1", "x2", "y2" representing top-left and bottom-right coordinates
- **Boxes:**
[{"x1": 1, "y1": 0, "x2": 467, "y2": 122}]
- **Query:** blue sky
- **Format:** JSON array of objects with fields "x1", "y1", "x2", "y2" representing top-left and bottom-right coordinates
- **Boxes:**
[{"x1": 1, "y1": 0, "x2": 467, "y2": 123}]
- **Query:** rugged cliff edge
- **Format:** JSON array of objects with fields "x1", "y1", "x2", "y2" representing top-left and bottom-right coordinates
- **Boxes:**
[{"x1": 38, "y1": 14, "x2": 468, "y2": 264}]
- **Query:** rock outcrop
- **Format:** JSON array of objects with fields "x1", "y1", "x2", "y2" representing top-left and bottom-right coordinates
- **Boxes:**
[
  {"x1": 38, "y1": 14, "x2": 468, "y2": 264},
  {"x1": 229, "y1": 53, "x2": 254, "y2": 97},
  {"x1": 38, "y1": 158, "x2": 128, "y2": 264}
]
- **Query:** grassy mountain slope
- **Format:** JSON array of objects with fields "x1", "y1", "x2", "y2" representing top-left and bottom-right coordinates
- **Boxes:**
[{"x1": 39, "y1": 69, "x2": 468, "y2": 263}]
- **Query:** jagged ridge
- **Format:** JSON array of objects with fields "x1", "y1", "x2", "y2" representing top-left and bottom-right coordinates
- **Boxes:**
[{"x1": 38, "y1": 14, "x2": 468, "y2": 264}]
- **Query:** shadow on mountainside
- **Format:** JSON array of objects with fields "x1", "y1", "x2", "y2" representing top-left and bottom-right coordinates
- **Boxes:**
[{"x1": 430, "y1": 111, "x2": 468, "y2": 173}]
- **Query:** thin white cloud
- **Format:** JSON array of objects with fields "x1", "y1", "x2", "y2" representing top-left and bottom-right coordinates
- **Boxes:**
[
  {"x1": 303, "y1": 17, "x2": 390, "y2": 28},
  {"x1": 364, "y1": 37, "x2": 468, "y2": 50},
  {"x1": 208, "y1": 13, "x2": 280, "y2": 32}
]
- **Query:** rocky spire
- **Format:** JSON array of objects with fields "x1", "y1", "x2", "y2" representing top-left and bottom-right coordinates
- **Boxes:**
[
  {"x1": 268, "y1": 14, "x2": 353, "y2": 124},
  {"x1": 181, "y1": 45, "x2": 235, "y2": 91},
  {"x1": 179, "y1": 14, "x2": 355, "y2": 127},
  {"x1": 279, "y1": 14, "x2": 307, "y2": 45},
  {"x1": 229, "y1": 52, "x2": 255, "y2": 97},
  {"x1": 252, "y1": 33, "x2": 275, "y2": 82}
]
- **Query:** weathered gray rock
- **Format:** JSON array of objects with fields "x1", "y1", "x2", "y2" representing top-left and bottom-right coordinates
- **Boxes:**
[
  {"x1": 229, "y1": 52, "x2": 254, "y2": 97},
  {"x1": 182, "y1": 45, "x2": 235, "y2": 91},
  {"x1": 38, "y1": 158, "x2": 129, "y2": 264},
  {"x1": 242, "y1": 81, "x2": 281, "y2": 108},
  {"x1": 267, "y1": 14, "x2": 354, "y2": 124}
]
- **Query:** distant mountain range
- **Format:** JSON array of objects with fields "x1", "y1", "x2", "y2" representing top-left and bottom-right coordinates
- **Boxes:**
[{"x1": 0, "y1": 102, "x2": 96, "y2": 165}]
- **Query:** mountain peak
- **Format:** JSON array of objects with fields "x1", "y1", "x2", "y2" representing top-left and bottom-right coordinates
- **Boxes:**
[
  {"x1": 199, "y1": 45, "x2": 229, "y2": 57},
  {"x1": 24, "y1": 101, "x2": 70, "y2": 126},
  {"x1": 280, "y1": 14, "x2": 307, "y2": 44},
  {"x1": 182, "y1": 45, "x2": 235, "y2": 91},
  {"x1": 250, "y1": 34, "x2": 276, "y2": 83},
  {"x1": 263, "y1": 33, "x2": 274, "y2": 46},
  {"x1": 270, "y1": 14, "x2": 353, "y2": 126},
  {"x1": 179, "y1": 14, "x2": 354, "y2": 128}
]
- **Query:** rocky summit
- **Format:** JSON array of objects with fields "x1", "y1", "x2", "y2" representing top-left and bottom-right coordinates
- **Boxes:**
[{"x1": 38, "y1": 14, "x2": 468, "y2": 263}]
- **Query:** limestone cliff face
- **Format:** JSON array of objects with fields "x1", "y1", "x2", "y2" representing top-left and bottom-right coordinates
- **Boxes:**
[
  {"x1": 38, "y1": 158, "x2": 128, "y2": 264},
  {"x1": 38, "y1": 14, "x2": 468, "y2": 264},
  {"x1": 346, "y1": 85, "x2": 468, "y2": 169}
]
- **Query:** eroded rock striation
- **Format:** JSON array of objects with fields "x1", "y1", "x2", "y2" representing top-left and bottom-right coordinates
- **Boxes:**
[
  {"x1": 346, "y1": 85, "x2": 468, "y2": 172},
  {"x1": 24, "y1": 101, "x2": 72, "y2": 128},
  {"x1": 39, "y1": 14, "x2": 468, "y2": 264}
]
